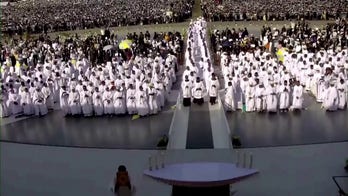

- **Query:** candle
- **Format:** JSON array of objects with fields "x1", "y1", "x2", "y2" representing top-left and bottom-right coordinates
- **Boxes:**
[
  {"x1": 155, "y1": 156, "x2": 159, "y2": 170},
  {"x1": 236, "y1": 151, "x2": 240, "y2": 167},
  {"x1": 161, "y1": 153, "x2": 165, "y2": 168},
  {"x1": 243, "y1": 152, "x2": 246, "y2": 168},
  {"x1": 249, "y1": 153, "x2": 253, "y2": 169},
  {"x1": 149, "y1": 156, "x2": 152, "y2": 171}
]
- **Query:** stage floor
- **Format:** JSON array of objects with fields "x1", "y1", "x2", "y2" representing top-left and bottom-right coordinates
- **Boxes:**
[
  {"x1": 1, "y1": 94, "x2": 347, "y2": 149},
  {"x1": 227, "y1": 94, "x2": 348, "y2": 148}
]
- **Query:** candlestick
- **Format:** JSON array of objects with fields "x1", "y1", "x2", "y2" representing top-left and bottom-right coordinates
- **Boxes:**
[
  {"x1": 155, "y1": 156, "x2": 159, "y2": 170},
  {"x1": 243, "y1": 152, "x2": 246, "y2": 168},
  {"x1": 161, "y1": 153, "x2": 165, "y2": 168},
  {"x1": 149, "y1": 156, "x2": 152, "y2": 171},
  {"x1": 236, "y1": 151, "x2": 240, "y2": 167},
  {"x1": 249, "y1": 153, "x2": 253, "y2": 169}
]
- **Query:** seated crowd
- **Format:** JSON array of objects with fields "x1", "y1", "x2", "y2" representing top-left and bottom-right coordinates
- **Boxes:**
[
  {"x1": 202, "y1": 0, "x2": 348, "y2": 22},
  {"x1": 0, "y1": 30, "x2": 184, "y2": 118},
  {"x1": 1, "y1": 0, "x2": 193, "y2": 35},
  {"x1": 210, "y1": 20, "x2": 348, "y2": 112}
]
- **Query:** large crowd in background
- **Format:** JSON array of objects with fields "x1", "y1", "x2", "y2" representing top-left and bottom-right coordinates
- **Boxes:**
[
  {"x1": 202, "y1": 0, "x2": 348, "y2": 22},
  {"x1": 0, "y1": 30, "x2": 184, "y2": 117},
  {"x1": 1, "y1": 0, "x2": 193, "y2": 35},
  {"x1": 210, "y1": 19, "x2": 348, "y2": 112}
]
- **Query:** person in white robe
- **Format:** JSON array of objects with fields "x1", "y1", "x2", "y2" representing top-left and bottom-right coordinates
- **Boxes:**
[
  {"x1": 136, "y1": 86, "x2": 149, "y2": 116},
  {"x1": 147, "y1": 84, "x2": 159, "y2": 115},
  {"x1": 42, "y1": 83, "x2": 54, "y2": 110},
  {"x1": 255, "y1": 83, "x2": 267, "y2": 112},
  {"x1": 224, "y1": 81, "x2": 236, "y2": 111},
  {"x1": 322, "y1": 81, "x2": 339, "y2": 111},
  {"x1": 266, "y1": 82, "x2": 278, "y2": 113},
  {"x1": 8, "y1": 89, "x2": 22, "y2": 115},
  {"x1": 181, "y1": 76, "x2": 192, "y2": 107},
  {"x1": 113, "y1": 87, "x2": 126, "y2": 115},
  {"x1": 102, "y1": 87, "x2": 114, "y2": 115},
  {"x1": 192, "y1": 77, "x2": 205, "y2": 105},
  {"x1": 80, "y1": 86, "x2": 93, "y2": 117},
  {"x1": 278, "y1": 80, "x2": 290, "y2": 112},
  {"x1": 60, "y1": 86, "x2": 70, "y2": 116},
  {"x1": 68, "y1": 88, "x2": 82, "y2": 116},
  {"x1": 208, "y1": 75, "x2": 219, "y2": 105},
  {"x1": 126, "y1": 84, "x2": 137, "y2": 115},
  {"x1": 20, "y1": 88, "x2": 34, "y2": 115},
  {"x1": 32, "y1": 88, "x2": 48, "y2": 116},
  {"x1": 291, "y1": 81, "x2": 304, "y2": 111},
  {"x1": 0, "y1": 88, "x2": 10, "y2": 117},
  {"x1": 155, "y1": 80, "x2": 165, "y2": 108},
  {"x1": 92, "y1": 87, "x2": 104, "y2": 116},
  {"x1": 337, "y1": 79, "x2": 347, "y2": 110},
  {"x1": 245, "y1": 83, "x2": 255, "y2": 112}
]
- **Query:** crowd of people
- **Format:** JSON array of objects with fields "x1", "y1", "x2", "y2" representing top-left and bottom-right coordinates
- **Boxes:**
[
  {"x1": 180, "y1": 17, "x2": 219, "y2": 107},
  {"x1": 0, "y1": 30, "x2": 184, "y2": 118},
  {"x1": 1, "y1": 0, "x2": 193, "y2": 35},
  {"x1": 202, "y1": 0, "x2": 348, "y2": 22},
  {"x1": 211, "y1": 20, "x2": 348, "y2": 112}
]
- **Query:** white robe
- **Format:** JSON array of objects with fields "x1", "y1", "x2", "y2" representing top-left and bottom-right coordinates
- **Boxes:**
[
  {"x1": 291, "y1": 85, "x2": 304, "y2": 110},
  {"x1": 337, "y1": 83, "x2": 347, "y2": 109},
  {"x1": 224, "y1": 85, "x2": 236, "y2": 111},
  {"x1": 322, "y1": 86, "x2": 339, "y2": 111},
  {"x1": 278, "y1": 85, "x2": 290, "y2": 110},
  {"x1": 32, "y1": 90, "x2": 48, "y2": 116},
  {"x1": 148, "y1": 87, "x2": 159, "y2": 114},
  {"x1": 8, "y1": 92, "x2": 22, "y2": 115},
  {"x1": 209, "y1": 79, "x2": 219, "y2": 98},
  {"x1": 266, "y1": 86, "x2": 278, "y2": 112},
  {"x1": 102, "y1": 91, "x2": 114, "y2": 115},
  {"x1": 80, "y1": 90, "x2": 93, "y2": 116},
  {"x1": 136, "y1": 90, "x2": 149, "y2": 116},
  {"x1": 60, "y1": 89, "x2": 70, "y2": 116},
  {"x1": 92, "y1": 91, "x2": 104, "y2": 116},
  {"x1": 255, "y1": 86, "x2": 266, "y2": 111},
  {"x1": 245, "y1": 86, "x2": 255, "y2": 112},
  {"x1": 21, "y1": 92, "x2": 34, "y2": 115},
  {"x1": 42, "y1": 86, "x2": 54, "y2": 109},
  {"x1": 182, "y1": 80, "x2": 192, "y2": 98},
  {"x1": 68, "y1": 91, "x2": 81, "y2": 115},
  {"x1": 0, "y1": 93, "x2": 10, "y2": 117},
  {"x1": 126, "y1": 89, "x2": 137, "y2": 114},
  {"x1": 113, "y1": 90, "x2": 126, "y2": 115}
]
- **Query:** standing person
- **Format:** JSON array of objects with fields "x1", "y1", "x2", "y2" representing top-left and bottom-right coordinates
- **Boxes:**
[
  {"x1": 278, "y1": 80, "x2": 290, "y2": 112},
  {"x1": 60, "y1": 86, "x2": 70, "y2": 116},
  {"x1": 181, "y1": 75, "x2": 192, "y2": 107},
  {"x1": 266, "y1": 82, "x2": 278, "y2": 113},
  {"x1": 192, "y1": 77, "x2": 205, "y2": 105},
  {"x1": 93, "y1": 87, "x2": 104, "y2": 116},
  {"x1": 80, "y1": 86, "x2": 93, "y2": 117},
  {"x1": 114, "y1": 86, "x2": 126, "y2": 115},
  {"x1": 224, "y1": 81, "x2": 236, "y2": 111},
  {"x1": 103, "y1": 87, "x2": 114, "y2": 116},
  {"x1": 8, "y1": 89, "x2": 22, "y2": 116},
  {"x1": 136, "y1": 86, "x2": 149, "y2": 117},
  {"x1": 291, "y1": 81, "x2": 304, "y2": 111},
  {"x1": 68, "y1": 88, "x2": 81, "y2": 116},
  {"x1": 208, "y1": 74, "x2": 219, "y2": 105},
  {"x1": 21, "y1": 88, "x2": 34, "y2": 115},
  {"x1": 245, "y1": 82, "x2": 255, "y2": 112},
  {"x1": 32, "y1": 87, "x2": 48, "y2": 116},
  {"x1": 0, "y1": 87, "x2": 10, "y2": 117},
  {"x1": 126, "y1": 84, "x2": 137, "y2": 115},
  {"x1": 42, "y1": 82, "x2": 54, "y2": 110},
  {"x1": 147, "y1": 84, "x2": 159, "y2": 115},
  {"x1": 322, "y1": 81, "x2": 339, "y2": 111},
  {"x1": 337, "y1": 78, "x2": 347, "y2": 110},
  {"x1": 255, "y1": 83, "x2": 266, "y2": 112}
]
